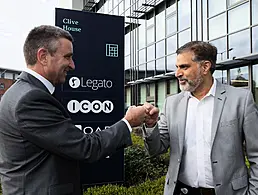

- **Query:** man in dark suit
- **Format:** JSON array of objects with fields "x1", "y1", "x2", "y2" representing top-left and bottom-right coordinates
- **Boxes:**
[
  {"x1": 143, "y1": 41, "x2": 258, "y2": 195},
  {"x1": 0, "y1": 25, "x2": 146, "y2": 195}
]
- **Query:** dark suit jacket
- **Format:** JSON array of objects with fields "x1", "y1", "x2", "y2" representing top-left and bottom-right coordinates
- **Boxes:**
[{"x1": 0, "y1": 72, "x2": 132, "y2": 195}]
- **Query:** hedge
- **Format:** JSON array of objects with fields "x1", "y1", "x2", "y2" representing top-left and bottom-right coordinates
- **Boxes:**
[{"x1": 84, "y1": 176, "x2": 165, "y2": 195}]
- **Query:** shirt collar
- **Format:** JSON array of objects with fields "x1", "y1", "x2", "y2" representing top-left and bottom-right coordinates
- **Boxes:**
[
  {"x1": 24, "y1": 68, "x2": 55, "y2": 94},
  {"x1": 188, "y1": 77, "x2": 217, "y2": 98}
]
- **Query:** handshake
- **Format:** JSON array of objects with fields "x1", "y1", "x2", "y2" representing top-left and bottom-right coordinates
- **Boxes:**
[{"x1": 124, "y1": 102, "x2": 159, "y2": 128}]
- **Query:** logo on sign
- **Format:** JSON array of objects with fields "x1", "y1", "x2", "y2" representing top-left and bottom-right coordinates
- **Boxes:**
[
  {"x1": 68, "y1": 77, "x2": 113, "y2": 90},
  {"x1": 69, "y1": 77, "x2": 80, "y2": 88},
  {"x1": 75, "y1": 125, "x2": 110, "y2": 134},
  {"x1": 106, "y1": 44, "x2": 118, "y2": 57},
  {"x1": 67, "y1": 100, "x2": 114, "y2": 114}
]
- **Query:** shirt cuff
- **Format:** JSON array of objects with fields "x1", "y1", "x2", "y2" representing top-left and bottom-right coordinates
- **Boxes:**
[{"x1": 122, "y1": 118, "x2": 132, "y2": 132}]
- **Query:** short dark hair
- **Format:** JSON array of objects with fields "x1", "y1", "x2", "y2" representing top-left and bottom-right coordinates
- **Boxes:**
[
  {"x1": 176, "y1": 41, "x2": 217, "y2": 74},
  {"x1": 23, "y1": 25, "x2": 74, "y2": 65}
]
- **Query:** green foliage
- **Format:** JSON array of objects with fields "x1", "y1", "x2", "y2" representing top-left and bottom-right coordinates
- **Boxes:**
[
  {"x1": 124, "y1": 133, "x2": 168, "y2": 187},
  {"x1": 84, "y1": 176, "x2": 165, "y2": 195}
]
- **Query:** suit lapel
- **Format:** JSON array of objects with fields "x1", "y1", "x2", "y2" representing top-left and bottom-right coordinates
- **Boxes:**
[
  {"x1": 211, "y1": 81, "x2": 226, "y2": 147},
  {"x1": 177, "y1": 92, "x2": 189, "y2": 155}
]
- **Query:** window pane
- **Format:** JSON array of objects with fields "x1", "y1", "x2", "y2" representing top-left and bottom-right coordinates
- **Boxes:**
[
  {"x1": 230, "y1": 66, "x2": 249, "y2": 88},
  {"x1": 213, "y1": 70, "x2": 227, "y2": 84},
  {"x1": 253, "y1": 0, "x2": 258, "y2": 25},
  {"x1": 147, "y1": 45, "x2": 155, "y2": 61},
  {"x1": 229, "y1": 29, "x2": 250, "y2": 59},
  {"x1": 167, "y1": 79, "x2": 178, "y2": 95},
  {"x1": 178, "y1": 29, "x2": 191, "y2": 47},
  {"x1": 156, "y1": 40, "x2": 165, "y2": 58},
  {"x1": 119, "y1": 1, "x2": 124, "y2": 15},
  {"x1": 178, "y1": 0, "x2": 190, "y2": 30},
  {"x1": 125, "y1": 0, "x2": 130, "y2": 10},
  {"x1": 125, "y1": 55, "x2": 130, "y2": 70},
  {"x1": 157, "y1": 81, "x2": 166, "y2": 109},
  {"x1": 166, "y1": 14, "x2": 177, "y2": 35},
  {"x1": 209, "y1": 37, "x2": 227, "y2": 62},
  {"x1": 125, "y1": 87, "x2": 131, "y2": 107},
  {"x1": 156, "y1": 11, "x2": 165, "y2": 41},
  {"x1": 208, "y1": 0, "x2": 226, "y2": 17},
  {"x1": 228, "y1": 3, "x2": 250, "y2": 33},
  {"x1": 140, "y1": 84, "x2": 146, "y2": 104},
  {"x1": 147, "y1": 26, "x2": 154, "y2": 45},
  {"x1": 167, "y1": 54, "x2": 177, "y2": 72},
  {"x1": 166, "y1": 3, "x2": 176, "y2": 17},
  {"x1": 139, "y1": 20, "x2": 146, "y2": 49},
  {"x1": 156, "y1": 57, "x2": 165, "y2": 74},
  {"x1": 203, "y1": 0, "x2": 208, "y2": 41},
  {"x1": 192, "y1": 0, "x2": 197, "y2": 40},
  {"x1": 125, "y1": 33, "x2": 130, "y2": 55},
  {"x1": 166, "y1": 35, "x2": 177, "y2": 55},
  {"x1": 138, "y1": 64, "x2": 146, "y2": 79},
  {"x1": 253, "y1": 26, "x2": 258, "y2": 53},
  {"x1": 228, "y1": 0, "x2": 246, "y2": 7},
  {"x1": 147, "y1": 61, "x2": 155, "y2": 77},
  {"x1": 139, "y1": 49, "x2": 146, "y2": 64},
  {"x1": 208, "y1": 13, "x2": 226, "y2": 40}
]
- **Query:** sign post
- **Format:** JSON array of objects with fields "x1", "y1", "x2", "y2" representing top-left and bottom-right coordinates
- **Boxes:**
[{"x1": 55, "y1": 8, "x2": 125, "y2": 186}]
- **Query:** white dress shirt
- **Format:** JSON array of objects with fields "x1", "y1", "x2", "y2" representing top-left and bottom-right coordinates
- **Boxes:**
[
  {"x1": 24, "y1": 68, "x2": 55, "y2": 94},
  {"x1": 178, "y1": 79, "x2": 216, "y2": 188}
]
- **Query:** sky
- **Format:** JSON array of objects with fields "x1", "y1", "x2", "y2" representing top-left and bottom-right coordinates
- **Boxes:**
[{"x1": 0, "y1": 0, "x2": 72, "y2": 71}]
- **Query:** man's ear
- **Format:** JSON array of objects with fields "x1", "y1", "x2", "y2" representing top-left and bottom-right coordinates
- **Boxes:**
[
  {"x1": 37, "y1": 48, "x2": 48, "y2": 65},
  {"x1": 202, "y1": 61, "x2": 212, "y2": 75}
]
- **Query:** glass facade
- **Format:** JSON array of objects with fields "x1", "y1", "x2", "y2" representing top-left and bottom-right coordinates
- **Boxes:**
[{"x1": 87, "y1": 0, "x2": 258, "y2": 106}]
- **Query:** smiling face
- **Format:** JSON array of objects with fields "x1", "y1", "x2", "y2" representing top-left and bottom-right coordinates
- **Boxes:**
[
  {"x1": 44, "y1": 38, "x2": 75, "y2": 85},
  {"x1": 175, "y1": 51, "x2": 204, "y2": 92}
]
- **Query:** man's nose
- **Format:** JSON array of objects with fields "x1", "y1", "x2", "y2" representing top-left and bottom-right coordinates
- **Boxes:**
[
  {"x1": 69, "y1": 59, "x2": 75, "y2": 70},
  {"x1": 175, "y1": 68, "x2": 182, "y2": 78}
]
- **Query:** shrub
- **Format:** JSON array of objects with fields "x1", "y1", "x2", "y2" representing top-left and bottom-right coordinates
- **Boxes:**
[{"x1": 84, "y1": 176, "x2": 165, "y2": 195}]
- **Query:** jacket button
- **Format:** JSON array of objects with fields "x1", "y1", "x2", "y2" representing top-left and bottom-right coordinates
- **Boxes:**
[{"x1": 178, "y1": 159, "x2": 181, "y2": 162}]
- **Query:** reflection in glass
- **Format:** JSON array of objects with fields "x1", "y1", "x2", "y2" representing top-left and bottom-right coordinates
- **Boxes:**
[
  {"x1": 139, "y1": 49, "x2": 146, "y2": 64},
  {"x1": 138, "y1": 64, "x2": 146, "y2": 79},
  {"x1": 178, "y1": 0, "x2": 190, "y2": 31},
  {"x1": 228, "y1": 3, "x2": 249, "y2": 33},
  {"x1": 208, "y1": 13, "x2": 226, "y2": 40},
  {"x1": 253, "y1": 0, "x2": 258, "y2": 25},
  {"x1": 230, "y1": 66, "x2": 249, "y2": 88},
  {"x1": 208, "y1": 0, "x2": 226, "y2": 17},
  {"x1": 229, "y1": 29, "x2": 250, "y2": 59},
  {"x1": 147, "y1": 61, "x2": 155, "y2": 77},
  {"x1": 138, "y1": 20, "x2": 146, "y2": 49},
  {"x1": 166, "y1": 14, "x2": 177, "y2": 35},
  {"x1": 147, "y1": 26, "x2": 154, "y2": 45},
  {"x1": 252, "y1": 64, "x2": 258, "y2": 104},
  {"x1": 156, "y1": 11, "x2": 165, "y2": 41},
  {"x1": 209, "y1": 37, "x2": 227, "y2": 61},
  {"x1": 167, "y1": 54, "x2": 177, "y2": 72},
  {"x1": 166, "y1": 35, "x2": 177, "y2": 55},
  {"x1": 178, "y1": 29, "x2": 190, "y2": 47},
  {"x1": 253, "y1": 26, "x2": 258, "y2": 53},
  {"x1": 156, "y1": 57, "x2": 165, "y2": 74},
  {"x1": 156, "y1": 40, "x2": 165, "y2": 58},
  {"x1": 147, "y1": 45, "x2": 155, "y2": 61},
  {"x1": 213, "y1": 70, "x2": 227, "y2": 84}
]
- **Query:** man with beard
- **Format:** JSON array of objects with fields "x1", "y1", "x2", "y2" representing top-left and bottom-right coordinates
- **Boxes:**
[{"x1": 142, "y1": 41, "x2": 258, "y2": 195}]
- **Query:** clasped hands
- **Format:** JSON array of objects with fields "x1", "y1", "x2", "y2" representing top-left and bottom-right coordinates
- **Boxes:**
[{"x1": 124, "y1": 102, "x2": 159, "y2": 128}]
